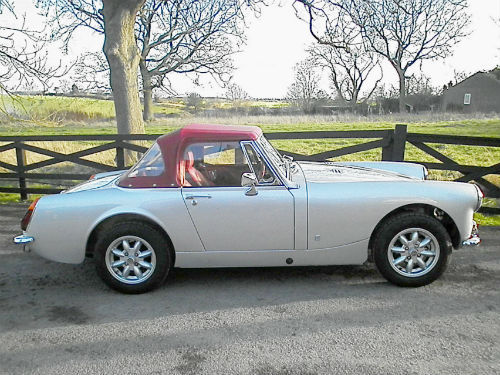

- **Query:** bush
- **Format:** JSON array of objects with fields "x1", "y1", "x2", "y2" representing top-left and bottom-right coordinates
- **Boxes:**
[{"x1": 185, "y1": 93, "x2": 203, "y2": 111}]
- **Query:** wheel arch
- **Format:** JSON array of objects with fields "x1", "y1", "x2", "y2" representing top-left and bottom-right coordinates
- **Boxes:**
[
  {"x1": 367, "y1": 203, "x2": 460, "y2": 262},
  {"x1": 85, "y1": 213, "x2": 176, "y2": 265}
]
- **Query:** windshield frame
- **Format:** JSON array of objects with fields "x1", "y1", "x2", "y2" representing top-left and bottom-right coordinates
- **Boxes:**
[
  {"x1": 255, "y1": 135, "x2": 298, "y2": 187},
  {"x1": 256, "y1": 136, "x2": 286, "y2": 174}
]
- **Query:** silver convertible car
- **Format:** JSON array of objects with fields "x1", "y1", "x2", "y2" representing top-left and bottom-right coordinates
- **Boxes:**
[{"x1": 15, "y1": 124, "x2": 482, "y2": 293}]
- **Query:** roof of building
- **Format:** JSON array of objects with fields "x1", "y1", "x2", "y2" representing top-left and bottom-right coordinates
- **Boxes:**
[{"x1": 453, "y1": 67, "x2": 500, "y2": 87}]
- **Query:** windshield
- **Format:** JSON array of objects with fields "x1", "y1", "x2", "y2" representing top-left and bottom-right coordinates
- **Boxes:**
[{"x1": 257, "y1": 136, "x2": 286, "y2": 176}]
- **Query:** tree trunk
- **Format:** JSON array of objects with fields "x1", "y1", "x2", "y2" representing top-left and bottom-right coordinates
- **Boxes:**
[
  {"x1": 140, "y1": 62, "x2": 154, "y2": 122},
  {"x1": 102, "y1": 0, "x2": 145, "y2": 135},
  {"x1": 397, "y1": 68, "x2": 406, "y2": 113},
  {"x1": 351, "y1": 89, "x2": 359, "y2": 113}
]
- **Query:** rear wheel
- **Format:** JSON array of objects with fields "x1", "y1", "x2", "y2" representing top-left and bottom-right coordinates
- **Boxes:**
[
  {"x1": 94, "y1": 222, "x2": 171, "y2": 293},
  {"x1": 373, "y1": 213, "x2": 452, "y2": 287}
]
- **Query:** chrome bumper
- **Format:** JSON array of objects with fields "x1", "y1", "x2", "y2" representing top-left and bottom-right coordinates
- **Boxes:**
[
  {"x1": 13, "y1": 235, "x2": 34, "y2": 244},
  {"x1": 462, "y1": 221, "x2": 481, "y2": 247}
]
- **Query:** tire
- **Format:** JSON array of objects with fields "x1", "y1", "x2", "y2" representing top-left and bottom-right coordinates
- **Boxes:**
[
  {"x1": 373, "y1": 212, "x2": 452, "y2": 287},
  {"x1": 94, "y1": 221, "x2": 171, "y2": 294}
]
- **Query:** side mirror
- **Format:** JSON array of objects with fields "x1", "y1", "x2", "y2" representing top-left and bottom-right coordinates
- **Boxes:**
[{"x1": 241, "y1": 172, "x2": 258, "y2": 196}]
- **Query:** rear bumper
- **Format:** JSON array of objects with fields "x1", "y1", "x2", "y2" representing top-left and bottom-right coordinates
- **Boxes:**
[
  {"x1": 13, "y1": 234, "x2": 34, "y2": 244},
  {"x1": 13, "y1": 234, "x2": 34, "y2": 252},
  {"x1": 462, "y1": 221, "x2": 480, "y2": 247}
]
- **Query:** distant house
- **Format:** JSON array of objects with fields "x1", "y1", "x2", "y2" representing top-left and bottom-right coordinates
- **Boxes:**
[{"x1": 442, "y1": 68, "x2": 500, "y2": 113}]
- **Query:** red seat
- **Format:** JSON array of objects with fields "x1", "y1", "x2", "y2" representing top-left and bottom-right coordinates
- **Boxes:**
[{"x1": 181, "y1": 151, "x2": 214, "y2": 187}]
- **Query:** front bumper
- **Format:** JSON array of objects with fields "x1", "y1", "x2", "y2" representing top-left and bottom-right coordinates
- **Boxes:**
[{"x1": 462, "y1": 221, "x2": 481, "y2": 247}]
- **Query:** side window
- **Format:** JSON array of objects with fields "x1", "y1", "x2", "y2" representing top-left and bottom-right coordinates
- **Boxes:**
[
  {"x1": 127, "y1": 143, "x2": 165, "y2": 178},
  {"x1": 243, "y1": 143, "x2": 278, "y2": 185},
  {"x1": 181, "y1": 142, "x2": 251, "y2": 187},
  {"x1": 203, "y1": 145, "x2": 236, "y2": 165}
]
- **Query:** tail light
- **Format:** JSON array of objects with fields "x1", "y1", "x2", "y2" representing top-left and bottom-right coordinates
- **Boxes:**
[
  {"x1": 89, "y1": 174, "x2": 95, "y2": 180},
  {"x1": 21, "y1": 198, "x2": 40, "y2": 231}
]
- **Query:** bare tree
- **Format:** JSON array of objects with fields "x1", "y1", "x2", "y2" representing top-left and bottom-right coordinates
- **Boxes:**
[
  {"x1": 349, "y1": 0, "x2": 470, "y2": 112},
  {"x1": 35, "y1": 0, "x2": 104, "y2": 48},
  {"x1": 72, "y1": 51, "x2": 111, "y2": 93},
  {"x1": 295, "y1": 0, "x2": 470, "y2": 112},
  {"x1": 37, "y1": 0, "x2": 146, "y2": 134},
  {"x1": 452, "y1": 69, "x2": 470, "y2": 86},
  {"x1": 37, "y1": 0, "x2": 250, "y2": 132},
  {"x1": 293, "y1": 0, "x2": 348, "y2": 49},
  {"x1": 307, "y1": 41, "x2": 382, "y2": 108},
  {"x1": 225, "y1": 82, "x2": 249, "y2": 101},
  {"x1": 0, "y1": 1, "x2": 63, "y2": 96},
  {"x1": 286, "y1": 60, "x2": 327, "y2": 113},
  {"x1": 406, "y1": 73, "x2": 435, "y2": 96},
  {"x1": 101, "y1": 0, "x2": 146, "y2": 135},
  {"x1": 296, "y1": 2, "x2": 381, "y2": 110},
  {"x1": 137, "y1": 0, "x2": 244, "y2": 121}
]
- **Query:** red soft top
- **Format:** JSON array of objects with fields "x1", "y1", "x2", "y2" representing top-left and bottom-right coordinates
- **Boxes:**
[
  {"x1": 166, "y1": 123, "x2": 262, "y2": 141},
  {"x1": 118, "y1": 124, "x2": 262, "y2": 188}
]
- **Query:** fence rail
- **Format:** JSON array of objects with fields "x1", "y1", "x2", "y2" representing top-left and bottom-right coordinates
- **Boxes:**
[{"x1": 0, "y1": 125, "x2": 498, "y2": 214}]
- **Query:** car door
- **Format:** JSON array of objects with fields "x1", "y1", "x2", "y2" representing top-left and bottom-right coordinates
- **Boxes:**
[{"x1": 180, "y1": 141, "x2": 295, "y2": 251}]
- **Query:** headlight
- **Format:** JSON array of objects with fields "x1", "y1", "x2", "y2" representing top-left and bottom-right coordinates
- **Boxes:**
[{"x1": 473, "y1": 184, "x2": 484, "y2": 212}]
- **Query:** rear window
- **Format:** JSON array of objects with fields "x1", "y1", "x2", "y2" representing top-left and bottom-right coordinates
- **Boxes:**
[{"x1": 126, "y1": 143, "x2": 165, "y2": 178}]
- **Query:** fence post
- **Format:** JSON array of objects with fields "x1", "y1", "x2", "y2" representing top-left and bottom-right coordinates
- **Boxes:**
[
  {"x1": 15, "y1": 142, "x2": 28, "y2": 201},
  {"x1": 392, "y1": 124, "x2": 408, "y2": 161},
  {"x1": 381, "y1": 129, "x2": 394, "y2": 161},
  {"x1": 116, "y1": 144, "x2": 125, "y2": 170}
]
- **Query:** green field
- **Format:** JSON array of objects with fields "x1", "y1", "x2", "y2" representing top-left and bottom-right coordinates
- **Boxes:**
[
  {"x1": 0, "y1": 95, "x2": 499, "y2": 224},
  {"x1": 0, "y1": 95, "x2": 183, "y2": 125}
]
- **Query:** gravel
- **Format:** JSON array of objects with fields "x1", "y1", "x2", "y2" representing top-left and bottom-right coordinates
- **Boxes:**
[{"x1": 0, "y1": 203, "x2": 499, "y2": 375}]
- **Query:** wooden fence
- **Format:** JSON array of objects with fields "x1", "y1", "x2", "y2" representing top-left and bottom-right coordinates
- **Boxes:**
[{"x1": 0, "y1": 125, "x2": 498, "y2": 214}]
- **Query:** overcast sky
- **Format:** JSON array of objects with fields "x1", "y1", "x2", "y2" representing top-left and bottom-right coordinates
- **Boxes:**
[{"x1": 4, "y1": 0, "x2": 500, "y2": 98}]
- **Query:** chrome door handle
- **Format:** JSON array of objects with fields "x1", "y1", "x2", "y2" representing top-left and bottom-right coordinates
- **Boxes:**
[{"x1": 185, "y1": 195, "x2": 211, "y2": 206}]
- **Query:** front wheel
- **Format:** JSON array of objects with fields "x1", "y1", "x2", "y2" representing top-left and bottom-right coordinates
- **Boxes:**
[
  {"x1": 94, "y1": 222, "x2": 171, "y2": 294},
  {"x1": 373, "y1": 213, "x2": 452, "y2": 287}
]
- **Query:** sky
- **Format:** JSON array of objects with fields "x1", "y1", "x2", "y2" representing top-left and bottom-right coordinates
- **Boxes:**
[
  {"x1": 3, "y1": 0, "x2": 500, "y2": 98},
  {"x1": 231, "y1": 0, "x2": 500, "y2": 98}
]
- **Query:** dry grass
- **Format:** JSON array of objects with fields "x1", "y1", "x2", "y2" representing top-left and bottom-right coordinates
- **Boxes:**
[{"x1": 144, "y1": 111, "x2": 500, "y2": 133}]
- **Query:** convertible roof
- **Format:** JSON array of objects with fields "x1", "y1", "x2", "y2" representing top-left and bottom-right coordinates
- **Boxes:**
[
  {"x1": 162, "y1": 123, "x2": 263, "y2": 142},
  {"x1": 118, "y1": 124, "x2": 263, "y2": 188}
]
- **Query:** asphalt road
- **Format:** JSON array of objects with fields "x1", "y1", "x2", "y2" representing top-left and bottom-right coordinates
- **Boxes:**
[{"x1": 0, "y1": 203, "x2": 499, "y2": 375}]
